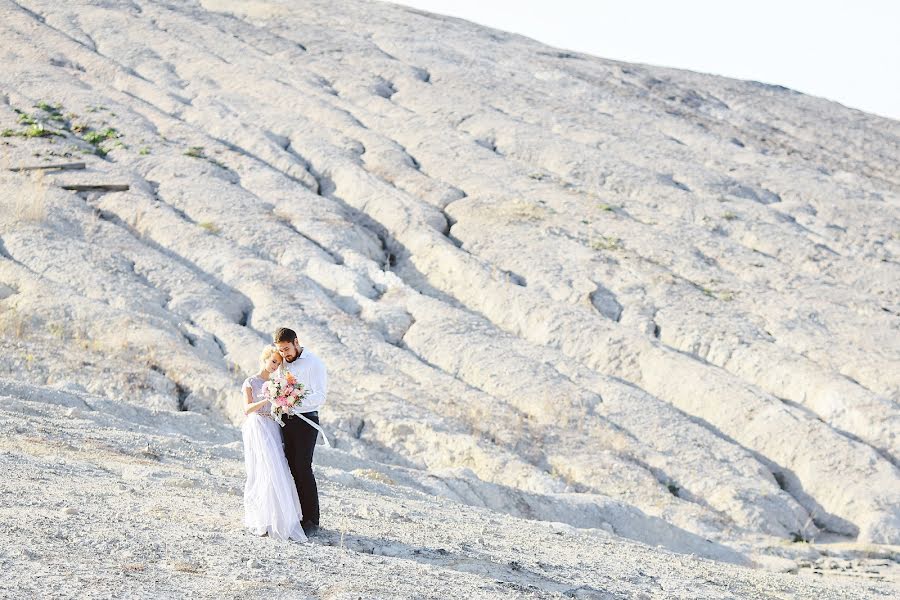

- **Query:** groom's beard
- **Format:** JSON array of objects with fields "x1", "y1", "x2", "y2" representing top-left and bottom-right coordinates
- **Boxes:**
[{"x1": 285, "y1": 344, "x2": 300, "y2": 362}]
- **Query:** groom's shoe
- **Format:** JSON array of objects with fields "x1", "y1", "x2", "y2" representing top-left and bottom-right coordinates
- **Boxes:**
[{"x1": 301, "y1": 521, "x2": 320, "y2": 537}]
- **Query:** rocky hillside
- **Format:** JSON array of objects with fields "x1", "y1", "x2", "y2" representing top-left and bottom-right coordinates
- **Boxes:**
[
  {"x1": 0, "y1": 0, "x2": 898, "y2": 597},
  {"x1": 3, "y1": 379, "x2": 898, "y2": 599}
]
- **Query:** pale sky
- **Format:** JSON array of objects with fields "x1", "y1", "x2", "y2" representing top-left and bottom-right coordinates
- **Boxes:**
[{"x1": 390, "y1": 0, "x2": 900, "y2": 121}]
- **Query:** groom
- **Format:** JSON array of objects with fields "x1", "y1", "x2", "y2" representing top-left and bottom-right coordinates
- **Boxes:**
[{"x1": 273, "y1": 327, "x2": 327, "y2": 537}]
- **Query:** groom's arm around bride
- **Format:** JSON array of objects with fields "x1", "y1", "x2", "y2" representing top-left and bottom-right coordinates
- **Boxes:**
[{"x1": 273, "y1": 327, "x2": 327, "y2": 537}]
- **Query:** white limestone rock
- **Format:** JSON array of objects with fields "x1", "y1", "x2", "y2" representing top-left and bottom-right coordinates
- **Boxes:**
[{"x1": 0, "y1": 0, "x2": 898, "y2": 596}]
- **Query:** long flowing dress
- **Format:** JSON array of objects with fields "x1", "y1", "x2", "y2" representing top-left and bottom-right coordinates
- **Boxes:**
[{"x1": 241, "y1": 375, "x2": 307, "y2": 541}]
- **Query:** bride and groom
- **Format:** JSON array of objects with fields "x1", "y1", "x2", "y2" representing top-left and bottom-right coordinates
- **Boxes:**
[{"x1": 241, "y1": 327, "x2": 328, "y2": 541}]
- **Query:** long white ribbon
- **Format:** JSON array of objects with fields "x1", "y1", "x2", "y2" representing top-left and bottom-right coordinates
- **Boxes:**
[{"x1": 294, "y1": 412, "x2": 331, "y2": 448}]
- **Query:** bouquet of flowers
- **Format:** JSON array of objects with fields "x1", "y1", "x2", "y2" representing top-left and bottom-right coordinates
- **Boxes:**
[{"x1": 262, "y1": 369, "x2": 309, "y2": 426}]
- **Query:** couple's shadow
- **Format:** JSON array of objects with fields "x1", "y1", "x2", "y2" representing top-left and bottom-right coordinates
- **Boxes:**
[{"x1": 306, "y1": 528, "x2": 577, "y2": 596}]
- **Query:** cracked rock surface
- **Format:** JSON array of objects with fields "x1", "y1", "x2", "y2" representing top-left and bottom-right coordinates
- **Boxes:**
[{"x1": 0, "y1": 0, "x2": 898, "y2": 597}]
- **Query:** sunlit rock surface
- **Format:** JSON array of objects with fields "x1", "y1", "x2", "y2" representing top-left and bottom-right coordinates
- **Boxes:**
[{"x1": 0, "y1": 0, "x2": 898, "y2": 597}]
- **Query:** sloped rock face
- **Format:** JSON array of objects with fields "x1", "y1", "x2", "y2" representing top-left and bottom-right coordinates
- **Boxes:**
[
  {"x1": 5, "y1": 381, "x2": 898, "y2": 599},
  {"x1": 0, "y1": 0, "x2": 898, "y2": 589}
]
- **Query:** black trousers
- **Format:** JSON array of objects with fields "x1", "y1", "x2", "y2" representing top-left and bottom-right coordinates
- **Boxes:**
[{"x1": 281, "y1": 411, "x2": 319, "y2": 526}]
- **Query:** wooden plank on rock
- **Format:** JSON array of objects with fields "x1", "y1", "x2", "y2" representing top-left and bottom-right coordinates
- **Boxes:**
[
  {"x1": 60, "y1": 183, "x2": 130, "y2": 192},
  {"x1": 8, "y1": 162, "x2": 86, "y2": 172}
]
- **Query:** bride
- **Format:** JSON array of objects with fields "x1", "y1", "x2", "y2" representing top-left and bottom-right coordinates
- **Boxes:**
[{"x1": 241, "y1": 345, "x2": 307, "y2": 541}]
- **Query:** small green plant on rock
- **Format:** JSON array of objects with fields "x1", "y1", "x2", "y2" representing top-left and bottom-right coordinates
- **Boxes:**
[
  {"x1": 696, "y1": 281, "x2": 734, "y2": 301},
  {"x1": 591, "y1": 235, "x2": 621, "y2": 251},
  {"x1": 23, "y1": 123, "x2": 56, "y2": 138},
  {"x1": 184, "y1": 146, "x2": 205, "y2": 158},
  {"x1": 2, "y1": 122, "x2": 62, "y2": 138},
  {"x1": 3, "y1": 102, "x2": 77, "y2": 140},
  {"x1": 207, "y1": 156, "x2": 228, "y2": 170},
  {"x1": 198, "y1": 221, "x2": 220, "y2": 234},
  {"x1": 34, "y1": 100, "x2": 63, "y2": 114},
  {"x1": 82, "y1": 128, "x2": 119, "y2": 145},
  {"x1": 78, "y1": 127, "x2": 120, "y2": 157},
  {"x1": 47, "y1": 322, "x2": 66, "y2": 339}
]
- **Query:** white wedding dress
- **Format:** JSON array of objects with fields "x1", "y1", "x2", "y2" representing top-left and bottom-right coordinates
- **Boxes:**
[{"x1": 241, "y1": 375, "x2": 307, "y2": 541}]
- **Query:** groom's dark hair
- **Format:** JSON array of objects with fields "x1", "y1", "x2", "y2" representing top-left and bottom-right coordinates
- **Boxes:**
[{"x1": 273, "y1": 327, "x2": 298, "y2": 343}]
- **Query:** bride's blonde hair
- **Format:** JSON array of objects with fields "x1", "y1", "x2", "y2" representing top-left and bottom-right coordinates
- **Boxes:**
[{"x1": 259, "y1": 345, "x2": 282, "y2": 369}]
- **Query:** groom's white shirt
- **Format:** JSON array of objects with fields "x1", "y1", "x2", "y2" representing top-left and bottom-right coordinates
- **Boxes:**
[{"x1": 282, "y1": 349, "x2": 327, "y2": 414}]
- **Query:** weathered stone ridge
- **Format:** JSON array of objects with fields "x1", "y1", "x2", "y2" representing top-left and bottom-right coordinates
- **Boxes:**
[{"x1": 0, "y1": 0, "x2": 898, "y2": 596}]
